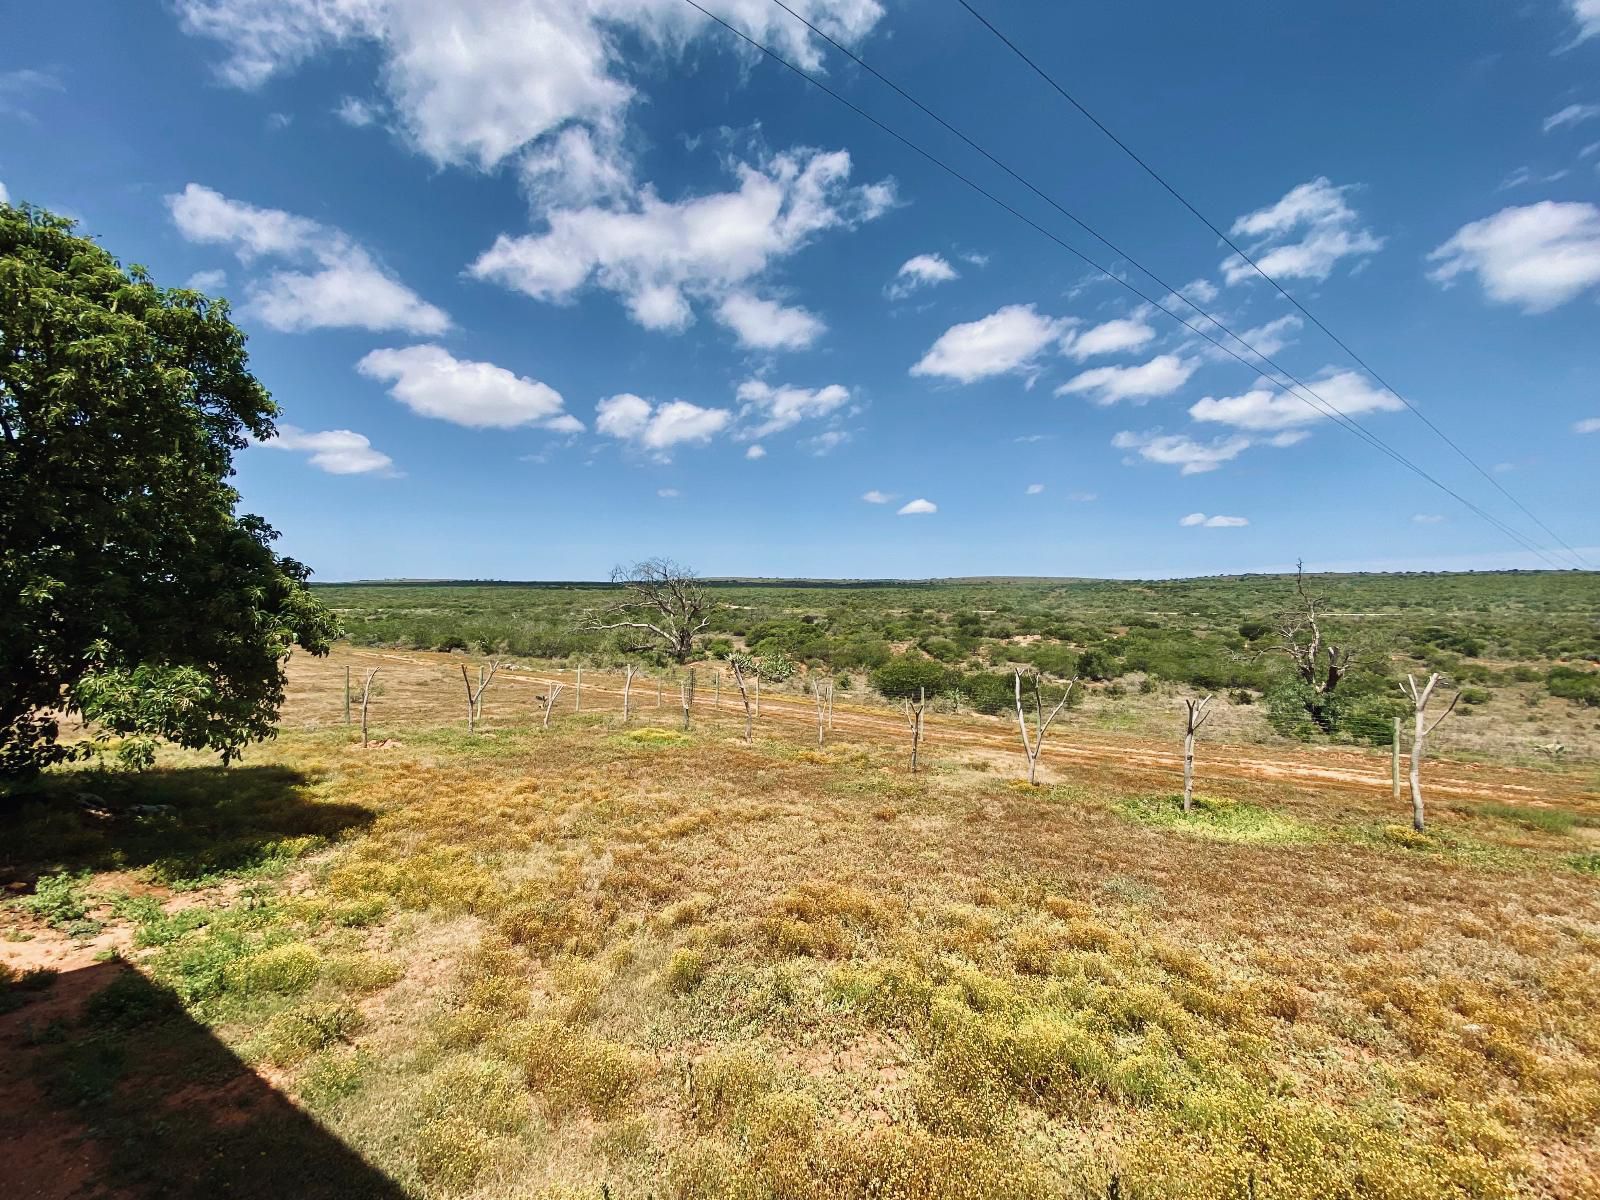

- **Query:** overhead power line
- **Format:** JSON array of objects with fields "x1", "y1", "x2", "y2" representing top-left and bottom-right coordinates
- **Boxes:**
[
  {"x1": 685, "y1": 0, "x2": 1570, "y2": 568},
  {"x1": 952, "y1": 0, "x2": 1587, "y2": 569}
]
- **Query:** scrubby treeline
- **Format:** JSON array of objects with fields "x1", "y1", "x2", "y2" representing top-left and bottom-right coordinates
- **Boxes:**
[{"x1": 318, "y1": 572, "x2": 1599, "y2": 745}]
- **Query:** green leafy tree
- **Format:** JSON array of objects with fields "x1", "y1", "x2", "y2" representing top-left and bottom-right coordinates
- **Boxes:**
[
  {"x1": 1, "y1": 203, "x2": 338, "y2": 777},
  {"x1": 870, "y1": 655, "x2": 950, "y2": 701}
]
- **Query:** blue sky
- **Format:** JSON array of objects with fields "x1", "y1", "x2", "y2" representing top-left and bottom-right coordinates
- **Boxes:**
[{"x1": 4, "y1": 0, "x2": 1598, "y2": 581}]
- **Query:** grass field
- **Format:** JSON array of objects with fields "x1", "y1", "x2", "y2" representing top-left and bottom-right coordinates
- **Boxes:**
[{"x1": 4, "y1": 644, "x2": 1600, "y2": 1199}]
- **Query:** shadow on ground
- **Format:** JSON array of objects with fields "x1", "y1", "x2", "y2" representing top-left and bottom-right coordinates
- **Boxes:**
[
  {"x1": 0, "y1": 959, "x2": 407, "y2": 1200},
  {"x1": 1, "y1": 764, "x2": 379, "y2": 893}
]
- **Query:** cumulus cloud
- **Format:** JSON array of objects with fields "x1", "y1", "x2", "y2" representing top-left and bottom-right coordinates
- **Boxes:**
[
  {"x1": 186, "y1": 268, "x2": 228, "y2": 291},
  {"x1": 356, "y1": 345, "x2": 578, "y2": 432},
  {"x1": 1234, "y1": 314, "x2": 1302, "y2": 359},
  {"x1": 745, "y1": 444, "x2": 767, "y2": 459},
  {"x1": 1545, "y1": 103, "x2": 1600, "y2": 132},
  {"x1": 897, "y1": 498, "x2": 937, "y2": 515},
  {"x1": 1025, "y1": 483, "x2": 1044, "y2": 495},
  {"x1": 1064, "y1": 316, "x2": 1155, "y2": 360},
  {"x1": 1223, "y1": 177, "x2": 1382, "y2": 285},
  {"x1": 1056, "y1": 353, "x2": 1197, "y2": 405},
  {"x1": 887, "y1": 252, "x2": 958, "y2": 298},
  {"x1": 1188, "y1": 368, "x2": 1401, "y2": 432},
  {"x1": 657, "y1": 487, "x2": 680, "y2": 498},
  {"x1": 861, "y1": 489, "x2": 893, "y2": 503},
  {"x1": 1412, "y1": 513, "x2": 1444, "y2": 524},
  {"x1": 471, "y1": 148, "x2": 888, "y2": 345},
  {"x1": 1179, "y1": 512, "x2": 1248, "y2": 528},
  {"x1": 173, "y1": 0, "x2": 884, "y2": 178},
  {"x1": 1112, "y1": 430, "x2": 1252, "y2": 475},
  {"x1": 715, "y1": 292, "x2": 826, "y2": 350},
  {"x1": 1567, "y1": 0, "x2": 1600, "y2": 42},
  {"x1": 1428, "y1": 201, "x2": 1600, "y2": 312},
  {"x1": 595, "y1": 393, "x2": 731, "y2": 452},
  {"x1": 334, "y1": 95, "x2": 381, "y2": 127},
  {"x1": 735, "y1": 379, "x2": 851, "y2": 438},
  {"x1": 910, "y1": 303, "x2": 1070, "y2": 383},
  {"x1": 1575, "y1": 417, "x2": 1600, "y2": 433},
  {"x1": 267, "y1": 425, "x2": 395, "y2": 475},
  {"x1": 167, "y1": 183, "x2": 448, "y2": 334}
]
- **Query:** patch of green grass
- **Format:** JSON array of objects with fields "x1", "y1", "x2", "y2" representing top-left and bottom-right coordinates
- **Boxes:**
[
  {"x1": 1116, "y1": 794, "x2": 1319, "y2": 844},
  {"x1": 1566, "y1": 852, "x2": 1600, "y2": 876},
  {"x1": 1470, "y1": 802, "x2": 1589, "y2": 835},
  {"x1": 619, "y1": 726, "x2": 692, "y2": 748},
  {"x1": 15, "y1": 870, "x2": 101, "y2": 936}
]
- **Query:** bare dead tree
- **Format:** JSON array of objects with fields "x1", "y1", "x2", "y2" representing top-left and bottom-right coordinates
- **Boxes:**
[
  {"x1": 1399, "y1": 673, "x2": 1460, "y2": 832},
  {"x1": 905, "y1": 687, "x2": 928, "y2": 773},
  {"x1": 1181, "y1": 695, "x2": 1215, "y2": 812},
  {"x1": 580, "y1": 558, "x2": 716, "y2": 663},
  {"x1": 621, "y1": 663, "x2": 637, "y2": 723},
  {"x1": 460, "y1": 659, "x2": 502, "y2": 734},
  {"x1": 575, "y1": 666, "x2": 582, "y2": 713},
  {"x1": 358, "y1": 668, "x2": 379, "y2": 747},
  {"x1": 811, "y1": 677, "x2": 831, "y2": 748},
  {"x1": 538, "y1": 682, "x2": 566, "y2": 731},
  {"x1": 1013, "y1": 670, "x2": 1076, "y2": 786},
  {"x1": 728, "y1": 656, "x2": 754, "y2": 743},
  {"x1": 680, "y1": 669, "x2": 696, "y2": 732},
  {"x1": 1255, "y1": 560, "x2": 1367, "y2": 731}
]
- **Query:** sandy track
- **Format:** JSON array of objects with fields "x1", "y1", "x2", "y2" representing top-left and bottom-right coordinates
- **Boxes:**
[{"x1": 315, "y1": 650, "x2": 1596, "y2": 809}]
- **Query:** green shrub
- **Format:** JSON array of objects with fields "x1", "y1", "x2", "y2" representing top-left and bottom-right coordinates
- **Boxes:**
[
  {"x1": 259, "y1": 1001, "x2": 363, "y2": 1066},
  {"x1": 870, "y1": 655, "x2": 950, "y2": 700},
  {"x1": 1547, "y1": 666, "x2": 1600, "y2": 707},
  {"x1": 17, "y1": 871, "x2": 98, "y2": 934},
  {"x1": 225, "y1": 942, "x2": 321, "y2": 996},
  {"x1": 665, "y1": 948, "x2": 709, "y2": 994}
]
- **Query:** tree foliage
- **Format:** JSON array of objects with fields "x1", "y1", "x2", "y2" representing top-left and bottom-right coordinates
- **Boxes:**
[{"x1": 0, "y1": 203, "x2": 337, "y2": 777}]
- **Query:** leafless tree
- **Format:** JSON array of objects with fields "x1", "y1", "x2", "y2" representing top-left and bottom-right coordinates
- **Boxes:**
[
  {"x1": 621, "y1": 663, "x2": 637, "y2": 723},
  {"x1": 811, "y1": 676, "x2": 833, "y2": 748},
  {"x1": 581, "y1": 558, "x2": 716, "y2": 663},
  {"x1": 728, "y1": 656, "x2": 755, "y2": 743},
  {"x1": 538, "y1": 682, "x2": 566, "y2": 731},
  {"x1": 680, "y1": 669, "x2": 696, "y2": 732},
  {"x1": 358, "y1": 668, "x2": 379, "y2": 747},
  {"x1": 905, "y1": 687, "x2": 928, "y2": 773},
  {"x1": 1181, "y1": 695, "x2": 1214, "y2": 812},
  {"x1": 1256, "y1": 560, "x2": 1368, "y2": 731},
  {"x1": 1399, "y1": 673, "x2": 1460, "y2": 832},
  {"x1": 575, "y1": 666, "x2": 582, "y2": 713},
  {"x1": 1014, "y1": 670, "x2": 1076, "y2": 786},
  {"x1": 460, "y1": 659, "x2": 502, "y2": 734}
]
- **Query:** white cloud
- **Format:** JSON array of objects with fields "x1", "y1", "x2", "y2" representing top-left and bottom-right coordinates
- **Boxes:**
[
  {"x1": 745, "y1": 444, "x2": 767, "y2": 459},
  {"x1": 0, "y1": 67, "x2": 63, "y2": 121},
  {"x1": 471, "y1": 148, "x2": 887, "y2": 342},
  {"x1": 897, "y1": 498, "x2": 937, "y2": 515},
  {"x1": 1067, "y1": 491, "x2": 1098, "y2": 502},
  {"x1": 657, "y1": 487, "x2": 680, "y2": 498},
  {"x1": 1428, "y1": 201, "x2": 1600, "y2": 312},
  {"x1": 0, "y1": 180, "x2": 9, "y2": 205},
  {"x1": 910, "y1": 303, "x2": 1070, "y2": 383},
  {"x1": 167, "y1": 183, "x2": 448, "y2": 334},
  {"x1": 735, "y1": 379, "x2": 850, "y2": 437},
  {"x1": 1188, "y1": 368, "x2": 1401, "y2": 432},
  {"x1": 335, "y1": 95, "x2": 381, "y2": 127},
  {"x1": 1223, "y1": 177, "x2": 1382, "y2": 285},
  {"x1": 1065, "y1": 316, "x2": 1155, "y2": 360},
  {"x1": 1112, "y1": 430, "x2": 1252, "y2": 475},
  {"x1": 185, "y1": 268, "x2": 228, "y2": 291},
  {"x1": 1179, "y1": 512, "x2": 1248, "y2": 528},
  {"x1": 1412, "y1": 513, "x2": 1444, "y2": 524},
  {"x1": 1178, "y1": 277, "x2": 1218, "y2": 305},
  {"x1": 1567, "y1": 0, "x2": 1600, "y2": 42},
  {"x1": 1025, "y1": 483, "x2": 1045, "y2": 495},
  {"x1": 887, "y1": 252, "x2": 958, "y2": 298},
  {"x1": 861, "y1": 489, "x2": 893, "y2": 503},
  {"x1": 1499, "y1": 165, "x2": 1571, "y2": 190},
  {"x1": 267, "y1": 424, "x2": 395, "y2": 475},
  {"x1": 1545, "y1": 103, "x2": 1600, "y2": 133},
  {"x1": 519, "y1": 124, "x2": 634, "y2": 211},
  {"x1": 174, "y1": 0, "x2": 884, "y2": 180},
  {"x1": 357, "y1": 344, "x2": 577, "y2": 430},
  {"x1": 1575, "y1": 417, "x2": 1600, "y2": 433},
  {"x1": 595, "y1": 393, "x2": 731, "y2": 451},
  {"x1": 803, "y1": 429, "x2": 850, "y2": 455},
  {"x1": 1056, "y1": 353, "x2": 1197, "y2": 406},
  {"x1": 714, "y1": 292, "x2": 826, "y2": 350},
  {"x1": 1235, "y1": 313, "x2": 1302, "y2": 358}
]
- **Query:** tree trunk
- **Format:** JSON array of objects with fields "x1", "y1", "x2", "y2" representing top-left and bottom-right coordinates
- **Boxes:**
[
  {"x1": 575, "y1": 667, "x2": 582, "y2": 713},
  {"x1": 1182, "y1": 730, "x2": 1195, "y2": 812},
  {"x1": 344, "y1": 666, "x2": 351, "y2": 726},
  {"x1": 1410, "y1": 707, "x2": 1426, "y2": 832}
]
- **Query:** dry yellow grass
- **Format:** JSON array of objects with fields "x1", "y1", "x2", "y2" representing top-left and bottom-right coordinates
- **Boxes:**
[{"x1": 5, "y1": 644, "x2": 1599, "y2": 1199}]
